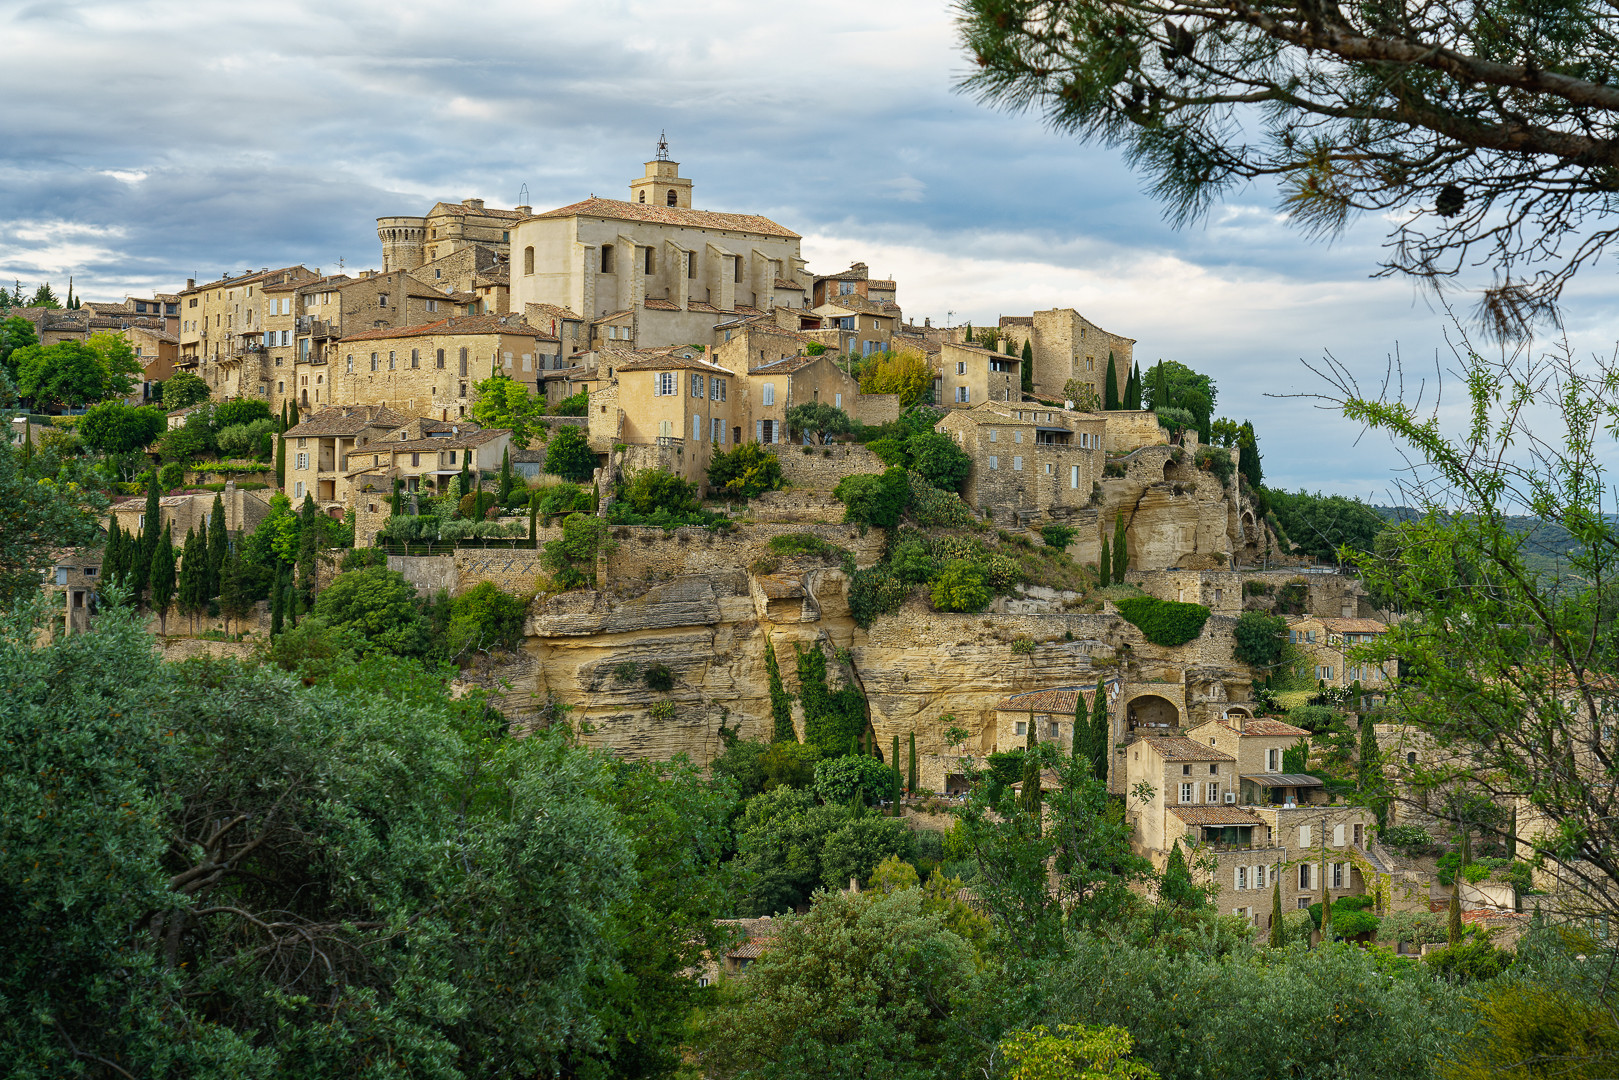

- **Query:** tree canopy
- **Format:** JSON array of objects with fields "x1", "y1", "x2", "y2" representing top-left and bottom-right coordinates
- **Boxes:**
[
  {"x1": 957, "y1": 0, "x2": 1619, "y2": 336},
  {"x1": 472, "y1": 372, "x2": 547, "y2": 447}
]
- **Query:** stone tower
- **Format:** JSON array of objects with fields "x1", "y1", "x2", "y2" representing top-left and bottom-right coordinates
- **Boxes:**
[
  {"x1": 376, "y1": 215, "x2": 427, "y2": 272},
  {"x1": 629, "y1": 133, "x2": 693, "y2": 209}
]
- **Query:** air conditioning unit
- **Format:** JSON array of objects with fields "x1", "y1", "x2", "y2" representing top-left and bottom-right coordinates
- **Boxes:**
[{"x1": 1224, "y1": 792, "x2": 1237, "y2": 804}]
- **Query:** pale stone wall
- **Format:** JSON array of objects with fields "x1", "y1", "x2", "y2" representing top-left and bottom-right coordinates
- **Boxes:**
[
  {"x1": 854, "y1": 393, "x2": 899, "y2": 425},
  {"x1": 774, "y1": 442, "x2": 887, "y2": 492},
  {"x1": 326, "y1": 328, "x2": 560, "y2": 423},
  {"x1": 1102, "y1": 409, "x2": 1166, "y2": 453},
  {"x1": 109, "y1": 485, "x2": 272, "y2": 542}
]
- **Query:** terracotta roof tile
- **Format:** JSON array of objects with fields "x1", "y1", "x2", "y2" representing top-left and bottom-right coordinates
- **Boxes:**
[
  {"x1": 1322, "y1": 618, "x2": 1389, "y2": 634},
  {"x1": 1141, "y1": 736, "x2": 1235, "y2": 762},
  {"x1": 339, "y1": 315, "x2": 556, "y2": 343},
  {"x1": 1169, "y1": 806, "x2": 1267, "y2": 826},
  {"x1": 592, "y1": 309, "x2": 634, "y2": 324},
  {"x1": 643, "y1": 297, "x2": 680, "y2": 311},
  {"x1": 525, "y1": 302, "x2": 583, "y2": 322},
  {"x1": 774, "y1": 278, "x2": 805, "y2": 290},
  {"x1": 993, "y1": 686, "x2": 1102, "y2": 713},
  {"x1": 614, "y1": 351, "x2": 734, "y2": 375},
  {"x1": 284, "y1": 405, "x2": 411, "y2": 437},
  {"x1": 383, "y1": 429, "x2": 507, "y2": 451},
  {"x1": 182, "y1": 266, "x2": 314, "y2": 295},
  {"x1": 748, "y1": 354, "x2": 821, "y2": 375},
  {"x1": 531, "y1": 196, "x2": 799, "y2": 239},
  {"x1": 1218, "y1": 718, "x2": 1310, "y2": 737}
]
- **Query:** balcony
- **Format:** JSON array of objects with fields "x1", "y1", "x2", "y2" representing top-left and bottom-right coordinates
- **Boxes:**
[{"x1": 296, "y1": 316, "x2": 341, "y2": 338}]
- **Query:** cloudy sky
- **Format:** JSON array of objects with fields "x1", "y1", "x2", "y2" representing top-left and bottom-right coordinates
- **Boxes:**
[{"x1": 3, "y1": 0, "x2": 1616, "y2": 496}]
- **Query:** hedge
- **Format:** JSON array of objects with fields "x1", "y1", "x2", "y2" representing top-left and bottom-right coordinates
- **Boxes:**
[{"x1": 1114, "y1": 596, "x2": 1211, "y2": 647}]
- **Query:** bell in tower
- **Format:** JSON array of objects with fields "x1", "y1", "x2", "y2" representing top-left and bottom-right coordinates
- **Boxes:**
[{"x1": 630, "y1": 133, "x2": 693, "y2": 209}]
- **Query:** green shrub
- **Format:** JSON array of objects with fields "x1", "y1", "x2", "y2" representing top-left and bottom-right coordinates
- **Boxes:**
[
  {"x1": 906, "y1": 476, "x2": 978, "y2": 528},
  {"x1": 1233, "y1": 611, "x2": 1287, "y2": 668},
  {"x1": 766, "y1": 533, "x2": 852, "y2": 569},
  {"x1": 1010, "y1": 637, "x2": 1036, "y2": 655},
  {"x1": 1041, "y1": 523, "x2": 1077, "y2": 549},
  {"x1": 339, "y1": 547, "x2": 389, "y2": 571},
  {"x1": 814, "y1": 755, "x2": 899, "y2": 805},
  {"x1": 908, "y1": 430, "x2": 971, "y2": 492},
  {"x1": 644, "y1": 663, "x2": 675, "y2": 691},
  {"x1": 1113, "y1": 596, "x2": 1211, "y2": 646},
  {"x1": 534, "y1": 482, "x2": 590, "y2": 518},
  {"x1": 834, "y1": 467, "x2": 909, "y2": 529},
  {"x1": 865, "y1": 437, "x2": 909, "y2": 467},
  {"x1": 620, "y1": 469, "x2": 700, "y2": 516},
  {"x1": 1286, "y1": 704, "x2": 1344, "y2": 734},
  {"x1": 158, "y1": 461, "x2": 185, "y2": 490},
  {"x1": 889, "y1": 539, "x2": 940, "y2": 585},
  {"x1": 1195, "y1": 446, "x2": 1236, "y2": 485},
  {"x1": 931, "y1": 560, "x2": 992, "y2": 613},
  {"x1": 648, "y1": 700, "x2": 678, "y2": 720},
  {"x1": 442, "y1": 581, "x2": 529, "y2": 659},
  {"x1": 848, "y1": 565, "x2": 910, "y2": 628},
  {"x1": 551, "y1": 390, "x2": 588, "y2": 416},
  {"x1": 211, "y1": 398, "x2": 272, "y2": 431},
  {"x1": 707, "y1": 442, "x2": 784, "y2": 498},
  {"x1": 980, "y1": 552, "x2": 1023, "y2": 592}
]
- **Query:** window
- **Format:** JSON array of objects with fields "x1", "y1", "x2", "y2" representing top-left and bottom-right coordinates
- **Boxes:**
[
  {"x1": 659, "y1": 419, "x2": 672, "y2": 438},
  {"x1": 1354, "y1": 823, "x2": 1363, "y2": 846},
  {"x1": 346, "y1": 354, "x2": 354, "y2": 373},
  {"x1": 733, "y1": 256, "x2": 742, "y2": 283},
  {"x1": 955, "y1": 386, "x2": 969, "y2": 403},
  {"x1": 522, "y1": 354, "x2": 531, "y2": 372},
  {"x1": 758, "y1": 419, "x2": 776, "y2": 444},
  {"x1": 639, "y1": 190, "x2": 647, "y2": 203},
  {"x1": 691, "y1": 373, "x2": 705, "y2": 397},
  {"x1": 1317, "y1": 666, "x2": 1334, "y2": 681},
  {"x1": 710, "y1": 378, "x2": 726, "y2": 400},
  {"x1": 762, "y1": 383, "x2": 775, "y2": 406},
  {"x1": 294, "y1": 481, "x2": 304, "y2": 498},
  {"x1": 644, "y1": 246, "x2": 655, "y2": 275},
  {"x1": 1012, "y1": 455, "x2": 1022, "y2": 471},
  {"x1": 713, "y1": 417, "x2": 724, "y2": 443},
  {"x1": 1206, "y1": 783, "x2": 1219, "y2": 803},
  {"x1": 1236, "y1": 866, "x2": 1247, "y2": 890},
  {"x1": 693, "y1": 414, "x2": 702, "y2": 441},
  {"x1": 426, "y1": 300, "x2": 438, "y2": 313},
  {"x1": 601, "y1": 245, "x2": 614, "y2": 273},
  {"x1": 1307, "y1": 630, "x2": 1316, "y2": 643},
  {"x1": 411, "y1": 349, "x2": 420, "y2": 368},
  {"x1": 839, "y1": 281, "x2": 855, "y2": 296},
  {"x1": 1299, "y1": 863, "x2": 1312, "y2": 889},
  {"x1": 989, "y1": 429, "x2": 997, "y2": 443},
  {"x1": 1333, "y1": 824, "x2": 1345, "y2": 847},
  {"x1": 834, "y1": 393, "x2": 842, "y2": 408},
  {"x1": 1048, "y1": 720, "x2": 1059, "y2": 739},
  {"x1": 370, "y1": 352, "x2": 379, "y2": 371},
  {"x1": 503, "y1": 351, "x2": 513, "y2": 369},
  {"x1": 459, "y1": 347, "x2": 468, "y2": 376},
  {"x1": 1300, "y1": 825, "x2": 1312, "y2": 847},
  {"x1": 55, "y1": 567, "x2": 68, "y2": 585},
  {"x1": 295, "y1": 452, "x2": 308, "y2": 470},
  {"x1": 1182, "y1": 764, "x2": 1192, "y2": 776},
  {"x1": 1268, "y1": 748, "x2": 1280, "y2": 771},
  {"x1": 956, "y1": 361, "x2": 966, "y2": 375},
  {"x1": 378, "y1": 294, "x2": 389, "y2": 307},
  {"x1": 1015, "y1": 721, "x2": 1027, "y2": 737},
  {"x1": 524, "y1": 246, "x2": 535, "y2": 274},
  {"x1": 656, "y1": 372, "x2": 676, "y2": 396},
  {"x1": 1406, "y1": 751, "x2": 1417, "y2": 765},
  {"x1": 387, "y1": 351, "x2": 396, "y2": 370},
  {"x1": 987, "y1": 455, "x2": 998, "y2": 470},
  {"x1": 1333, "y1": 862, "x2": 1344, "y2": 889},
  {"x1": 666, "y1": 188, "x2": 678, "y2": 206},
  {"x1": 436, "y1": 349, "x2": 445, "y2": 369},
  {"x1": 1070, "y1": 464, "x2": 1079, "y2": 488},
  {"x1": 1179, "y1": 783, "x2": 1194, "y2": 804}
]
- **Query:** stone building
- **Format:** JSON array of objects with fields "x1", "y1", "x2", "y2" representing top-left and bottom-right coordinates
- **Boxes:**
[
  {"x1": 1286, "y1": 615, "x2": 1395, "y2": 689},
  {"x1": 810, "y1": 293, "x2": 900, "y2": 358},
  {"x1": 997, "y1": 308, "x2": 1135, "y2": 405},
  {"x1": 348, "y1": 421, "x2": 511, "y2": 498},
  {"x1": 84, "y1": 295, "x2": 181, "y2": 335},
  {"x1": 507, "y1": 147, "x2": 810, "y2": 349},
  {"x1": 936, "y1": 340, "x2": 1023, "y2": 408},
  {"x1": 107, "y1": 484, "x2": 272, "y2": 545},
  {"x1": 47, "y1": 549, "x2": 103, "y2": 635},
  {"x1": 325, "y1": 315, "x2": 560, "y2": 422},
  {"x1": 177, "y1": 267, "x2": 321, "y2": 393},
  {"x1": 936, "y1": 401, "x2": 1105, "y2": 525},
  {"x1": 523, "y1": 302, "x2": 588, "y2": 358},
  {"x1": 989, "y1": 683, "x2": 1119, "y2": 757},
  {"x1": 810, "y1": 261, "x2": 896, "y2": 308},
  {"x1": 281, "y1": 405, "x2": 410, "y2": 510},
  {"x1": 589, "y1": 347, "x2": 744, "y2": 488},
  {"x1": 377, "y1": 197, "x2": 530, "y2": 273}
]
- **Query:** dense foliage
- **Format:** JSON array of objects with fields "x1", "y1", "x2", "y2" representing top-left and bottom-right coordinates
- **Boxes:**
[{"x1": 1113, "y1": 596, "x2": 1211, "y2": 647}]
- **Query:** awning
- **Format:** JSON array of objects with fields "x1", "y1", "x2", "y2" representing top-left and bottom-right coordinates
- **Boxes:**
[{"x1": 1242, "y1": 773, "x2": 1324, "y2": 788}]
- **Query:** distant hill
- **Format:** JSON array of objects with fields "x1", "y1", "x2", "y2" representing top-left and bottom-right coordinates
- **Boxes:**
[{"x1": 1373, "y1": 506, "x2": 1587, "y2": 580}]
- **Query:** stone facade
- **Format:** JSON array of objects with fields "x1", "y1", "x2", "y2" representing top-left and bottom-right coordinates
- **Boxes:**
[
  {"x1": 593, "y1": 348, "x2": 744, "y2": 489},
  {"x1": 177, "y1": 266, "x2": 320, "y2": 398},
  {"x1": 1101, "y1": 409, "x2": 1168, "y2": 453},
  {"x1": 937, "y1": 340, "x2": 1022, "y2": 408},
  {"x1": 1286, "y1": 615, "x2": 1395, "y2": 689},
  {"x1": 508, "y1": 154, "x2": 810, "y2": 349},
  {"x1": 773, "y1": 442, "x2": 887, "y2": 490},
  {"x1": 937, "y1": 401, "x2": 1106, "y2": 525},
  {"x1": 997, "y1": 308, "x2": 1136, "y2": 405},
  {"x1": 108, "y1": 484, "x2": 272, "y2": 543},
  {"x1": 378, "y1": 197, "x2": 529, "y2": 273},
  {"x1": 1127, "y1": 567, "x2": 1372, "y2": 616}
]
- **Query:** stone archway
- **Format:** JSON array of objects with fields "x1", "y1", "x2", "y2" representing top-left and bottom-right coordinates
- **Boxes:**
[
  {"x1": 1126, "y1": 693, "x2": 1180, "y2": 733},
  {"x1": 1222, "y1": 705, "x2": 1253, "y2": 721}
]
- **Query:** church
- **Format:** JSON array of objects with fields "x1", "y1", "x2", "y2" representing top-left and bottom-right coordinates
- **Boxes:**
[{"x1": 507, "y1": 138, "x2": 812, "y2": 350}]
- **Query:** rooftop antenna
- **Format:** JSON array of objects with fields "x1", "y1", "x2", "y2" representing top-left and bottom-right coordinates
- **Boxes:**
[
  {"x1": 518, "y1": 182, "x2": 530, "y2": 205},
  {"x1": 656, "y1": 131, "x2": 670, "y2": 161}
]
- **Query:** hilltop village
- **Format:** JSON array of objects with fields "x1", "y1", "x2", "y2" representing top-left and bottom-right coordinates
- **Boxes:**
[{"x1": 24, "y1": 146, "x2": 1523, "y2": 953}]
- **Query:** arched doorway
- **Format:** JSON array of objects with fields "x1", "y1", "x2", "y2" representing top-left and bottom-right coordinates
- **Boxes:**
[{"x1": 1127, "y1": 694, "x2": 1180, "y2": 732}]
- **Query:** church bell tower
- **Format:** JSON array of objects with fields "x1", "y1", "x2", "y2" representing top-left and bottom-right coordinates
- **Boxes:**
[{"x1": 629, "y1": 132, "x2": 693, "y2": 209}]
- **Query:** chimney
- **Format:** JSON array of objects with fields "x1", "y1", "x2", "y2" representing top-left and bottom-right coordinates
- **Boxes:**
[
  {"x1": 515, "y1": 204, "x2": 531, "y2": 215},
  {"x1": 923, "y1": 316, "x2": 931, "y2": 328},
  {"x1": 1235, "y1": 713, "x2": 1246, "y2": 733},
  {"x1": 186, "y1": 277, "x2": 195, "y2": 290},
  {"x1": 997, "y1": 339, "x2": 1007, "y2": 354},
  {"x1": 463, "y1": 197, "x2": 484, "y2": 210}
]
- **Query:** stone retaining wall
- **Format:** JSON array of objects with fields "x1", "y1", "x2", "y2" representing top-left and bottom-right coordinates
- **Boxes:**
[{"x1": 775, "y1": 442, "x2": 888, "y2": 493}]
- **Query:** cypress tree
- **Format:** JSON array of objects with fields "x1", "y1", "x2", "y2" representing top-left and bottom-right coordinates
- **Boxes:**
[
  {"x1": 498, "y1": 447, "x2": 513, "y2": 506},
  {"x1": 177, "y1": 528, "x2": 204, "y2": 629},
  {"x1": 1112, "y1": 513, "x2": 1128, "y2": 581},
  {"x1": 1020, "y1": 719, "x2": 1042, "y2": 821},
  {"x1": 218, "y1": 551, "x2": 249, "y2": 635},
  {"x1": 270, "y1": 564, "x2": 286, "y2": 636},
  {"x1": 1090, "y1": 679, "x2": 1111, "y2": 782},
  {"x1": 194, "y1": 515, "x2": 209, "y2": 597},
  {"x1": 296, "y1": 494, "x2": 320, "y2": 602},
  {"x1": 149, "y1": 524, "x2": 176, "y2": 632},
  {"x1": 459, "y1": 456, "x2": 472, "y2": 498},
  {"x1": 1160, "y1": 840, "x2": 1199, "y2": 908},
  {"x1": 1153, "y1": 361, "x2": 1169, "y2": 412},
  {"x1": 907, "y1": 732, "x2": 918, "y2": 794},
  {"x1": 1127, "y1": 362, "x2": 1143, "y2": 409},
  {"x1": 286, "y1": 580, "x2": 299, "y2": 630},
  {"x1": 1020, "y1": 338, "x2": 1034, "y2": 395},
  {"x1": 1238, "y1": 420, "x2": 1262, "y2": 488},
  {"x1": 21, "y1": 418, "x2": 32, "y2": 466},
  {"x1": 1358, "y1": 716, "x2": 1388, "y2": 827},
  {"x1": 891, "y1": 735, "x2": 902, "y2": 810},
  {"x1": 1269, "y1": 878, "x2": 1284, "y2": 947},
  {"x1": 128, "y1": 530, "x2": 149, "y2": 600},
  {"x1": 765, "y1": 637, "x2": 796, "y2": 742},
  {"x1": 1104, "y1": 352, "x2": 1120, "y2": 410},
  {"x1": 140, "y1": 471, "x2": 160, "y2": 567},
  {"x1": 391, "y1": 477, "x2": 405, "y2": 518},
  {"x1": 963, "y1": 322, "x2": 973, "y2": 343},
  {"x1": 1098, "y1": 536, "x2": 1111, "y2": 587},
  {"x1": 206, "y1": 494, "x2": 227, "y2": 599},
  {"x1": 274, "y1": 421, "x2": 287, "y2": 489},
  {"x1": 1448, "y1": 878, "x2": 1463, "y2": 945},
  {"x1": 102, "y1": 519, "x2": 123, "y2": 589}
]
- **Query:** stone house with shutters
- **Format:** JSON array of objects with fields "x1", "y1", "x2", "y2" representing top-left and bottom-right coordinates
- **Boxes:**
[
  {"x1": 995, "y1": 308, "x2": 1136, "y2": 406},
  {"x1": 589, "y1": 347, "x2": 743, "y2": 488},
  {"x1": 1286, "y1": 615, "x2": 1396, "y2": 690},
  {"x1": 810, "y1": 292, "x2": 900, "y2": 358},
  {"x1": 357, "y1": 421, "x2": 511, "y2": 497},
  {"x1": 324, "y1": 315, "x2": 560, "y2": 425},
  {"x1": 281, "y1": 405, "x2": 410, "y2": 512},
  {"x1": 177, "y1": 266, "x2": 321, "y2": 398},
  {"x1": 937, "y1": 340, "x2": 1023, "y2": 408},
  {"x1": 524, "y1": 302, "x2": 588, "y2": 359},
  {"x1": 811, "y1": 261, "x2": 896, "y2": 308},
  {"x1": 936, "y1": 401, "x2": 1106, "y2": 524},
  {"x1": 1125, "y1": 730, "x2": 1372, "y2": 934},
  {"x1": 989, "y1": 683, "x2": 1120, "y2": 756}
]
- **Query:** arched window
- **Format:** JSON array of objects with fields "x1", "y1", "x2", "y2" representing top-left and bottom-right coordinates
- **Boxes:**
[
  {"x1": 638, "y1": 191, "x2": 646, "y2": 203},
  {"x1": 436, "y1": 348, "x2": 445, "y2": 369},
  {"x1": 601, "y1": 245, "x2": 614, "y2": 273},
  {"x1": 523, "y1": 246, "x2": 534, "y2": 274},
  {"x1": 666, "y1": 188, "x2": 678, "y2": 206}
]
